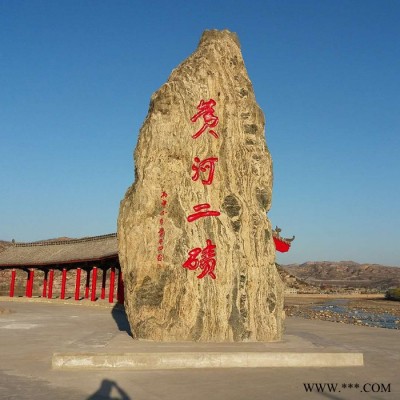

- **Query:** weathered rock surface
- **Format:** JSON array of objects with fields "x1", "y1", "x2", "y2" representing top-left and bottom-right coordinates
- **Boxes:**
[{"x1": 118, "y1": 29, "x2": 284, "y2": 341}]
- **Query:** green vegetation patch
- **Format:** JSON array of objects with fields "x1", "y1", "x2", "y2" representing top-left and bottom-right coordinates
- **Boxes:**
[{"x1": 385, "y1": 288, "x2": 400, "y2": 301}]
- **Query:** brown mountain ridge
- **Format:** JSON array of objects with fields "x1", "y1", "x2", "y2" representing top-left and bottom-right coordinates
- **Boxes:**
[{"x1": 282, "y1": 261, "x2": 400, "y2": 290}]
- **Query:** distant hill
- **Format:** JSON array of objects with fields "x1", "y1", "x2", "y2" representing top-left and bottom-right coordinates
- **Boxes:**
[
  {"x1": 0, "y1": 237, "x2": 73, "y2": 245},
  {"x1": 0, "y1": 237, "x2": 74, "y2": 254},
  {"x1": 276, "y1": 264, "x2": 318, "y2": 293},
  {"x1": 0, "y1": 241, "x2": 11, "y2": 253},
  {"x1": 35, "y1": 237, "x2": 74, "y2": 243},
  {"x1": 282, "y1": 261, "x2": 400, "y2": 290}
]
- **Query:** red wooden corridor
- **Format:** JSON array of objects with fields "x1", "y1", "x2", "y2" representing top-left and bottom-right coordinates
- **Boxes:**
[{"x1": 0, "y1": 233, "x2": 124, "y2": 304}]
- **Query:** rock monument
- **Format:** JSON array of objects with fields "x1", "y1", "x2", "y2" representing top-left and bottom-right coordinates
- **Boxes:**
[{"x1": 118, "y1": 29, "x2": 284, "y2": 342}]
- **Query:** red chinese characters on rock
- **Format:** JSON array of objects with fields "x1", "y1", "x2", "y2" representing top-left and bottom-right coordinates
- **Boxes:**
[
  {"x1": 184, "y1": 99, "x2": 222, "y2": 279},
  {"x1": 192, "y1": 157, "x2": 218, "y2": 185},
  {"x1": 187, "y1": 203, "x2": 221, "y2": 223},
  {"x1": 191, "y1": 99, "x2": 219, "y2": 139},
  {"x1": 183, "y1": 239, "x2": 216, "y2": 279},
  {"x1": 157, "y1": 191, "x2": 168, "y2": 264}
]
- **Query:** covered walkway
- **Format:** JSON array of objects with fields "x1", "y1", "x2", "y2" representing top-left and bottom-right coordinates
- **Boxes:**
[{"x1": 0, "y1": 233, "x2": 124, "y2": 303}]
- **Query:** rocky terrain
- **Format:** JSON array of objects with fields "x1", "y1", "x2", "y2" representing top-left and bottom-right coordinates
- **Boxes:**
[
  {"x1": 282, "y1": 261, "x2": 400, "y2": 290},
  {"x1": 276, "y1": 264, "x2": 318, "y2": 292},
  {"x1": 285, "y1": 296, "x2": 400, "y2": 329}
]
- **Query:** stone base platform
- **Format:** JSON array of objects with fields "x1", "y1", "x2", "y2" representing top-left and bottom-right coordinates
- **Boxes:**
[
  {"x1": 53, "y1": 351, "x2": 363, "y2": 369},
  {"x1": 52, "y1": 333, "x2": 363, "y2": 370}
]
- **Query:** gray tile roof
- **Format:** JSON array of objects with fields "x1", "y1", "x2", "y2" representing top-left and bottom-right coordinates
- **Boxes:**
[{"x1": 0, "y1": 234, "x2": 118, "y2": 267}]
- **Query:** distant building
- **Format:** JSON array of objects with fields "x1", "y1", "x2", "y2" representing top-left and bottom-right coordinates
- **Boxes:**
[{"x1": 0, "y1": 233, "x2": 123, "y2": 303}]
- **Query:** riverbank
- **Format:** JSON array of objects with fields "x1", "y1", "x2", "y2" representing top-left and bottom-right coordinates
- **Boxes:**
[{"x1": 285, "y1": 295, "x2": 400, "y2": 329}]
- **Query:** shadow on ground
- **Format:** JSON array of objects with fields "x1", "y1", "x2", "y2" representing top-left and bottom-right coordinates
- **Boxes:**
[
  {"x1": 87, "y1": 379, "x2": 131, "y2": 400},
  {"x1": 111, "y1": 303, "x2": 132, "y2": 337}
]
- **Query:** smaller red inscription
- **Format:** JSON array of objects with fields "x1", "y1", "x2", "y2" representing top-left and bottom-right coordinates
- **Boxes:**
[
  {"x1": 187, "y1": 203, "x2": 221, "y2": 223},
  {"x1": 191, "y1": 99, "x2": 219, "y2": 139},
  {"x1": 192, "y1": 157, "x2": 219, "y2": 185},
  {"x1": 183, "y1": 239, "x2": 216, "y2": 279},
  {"x1": 157, "y1": 191, "x2": 168, "y2": 264}
]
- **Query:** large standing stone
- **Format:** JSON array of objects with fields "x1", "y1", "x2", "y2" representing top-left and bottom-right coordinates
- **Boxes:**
[{"x1": 118, "y1": 29, "x2": 284, "y2": 342}]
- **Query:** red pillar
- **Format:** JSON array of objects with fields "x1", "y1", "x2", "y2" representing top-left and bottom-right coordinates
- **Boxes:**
[
  {"x1": 101, "y1": 269, "x2": 107, "y2": 300},
  {"x1": 117, "y1": 268, "x2": 124, "y2": 304},
  {"x1": 85, "y1": 269, "x2": 90, "y2": 299},
  {"x1": 60, "y1": 268, "x2": 67, "y2": 299},
  {"x1": 91, "y1": 267, "x2": 97, "y2": 302},
  {"x1": 9, "y1": 269, "x2": 16, "y2": 297},
  {"x1": 75, "y1": 268, "x2": 81, "y2": 300},
  {"x1": 48, "y1": 269, "x2": 54, "y2": 299},
  {"x1": 26, "y1": 269, "x2": 34, "y2": 298},
  {"x1": 42, "y1": 270, "x2": 48, "y2": 298},
  {"x1": 108, "y1": 267, "x2": 115, "y2": 303},
  {"x1": 25, "y1": 270, "x2": 30, "y2": 297},
  {"x1": 30, "y1": 269, "x2": 35, "y2": 297}
]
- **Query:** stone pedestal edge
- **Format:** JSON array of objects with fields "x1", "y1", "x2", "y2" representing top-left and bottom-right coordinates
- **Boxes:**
[{"x1": 52, "y1": 352, "x2": 364, "y2": 369}]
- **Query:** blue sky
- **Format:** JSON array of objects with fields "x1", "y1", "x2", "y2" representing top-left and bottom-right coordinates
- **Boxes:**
[{"x1": 1, "y1": 0, "x2": 399, "y2": 266}]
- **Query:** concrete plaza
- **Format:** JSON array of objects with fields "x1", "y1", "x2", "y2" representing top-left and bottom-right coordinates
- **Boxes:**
[{"x1": 0, "y1": 298, "x2": 398, "y2": 399}]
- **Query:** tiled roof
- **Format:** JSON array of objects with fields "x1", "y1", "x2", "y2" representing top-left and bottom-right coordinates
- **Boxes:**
[{"x1": 0, "y1": 234, "x2": 118, "y2": 267}]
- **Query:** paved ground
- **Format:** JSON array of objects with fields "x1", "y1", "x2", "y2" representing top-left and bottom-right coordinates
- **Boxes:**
[{"x1": 0, "y1": 298, "x2": 399, "y2": 399}]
